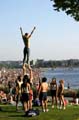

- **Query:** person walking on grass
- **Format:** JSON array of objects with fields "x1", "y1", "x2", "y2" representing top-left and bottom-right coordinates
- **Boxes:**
[{"x1": 20, "y1": 26, "x2": 36, "y2": 65}]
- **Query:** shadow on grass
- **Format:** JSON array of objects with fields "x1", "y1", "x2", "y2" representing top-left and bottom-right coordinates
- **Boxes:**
[
  {"x1": 0, "y1": 115, "x2": 24, "y2": 118},
  {"x1": 0, "y1": 107, "x2": 24, "y2": 113},
  {"x1": 8, "y1": 115, "x2": 25, "y2": 118}
]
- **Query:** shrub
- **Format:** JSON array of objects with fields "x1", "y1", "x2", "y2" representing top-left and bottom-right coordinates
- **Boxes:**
[{"x1": 64, "y1": 89, "x2": 77, "y2": 98}]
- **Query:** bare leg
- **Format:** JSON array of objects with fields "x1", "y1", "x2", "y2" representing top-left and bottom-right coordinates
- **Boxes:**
[
  {"x1": 45, "y1": 100, "x2": 48, "y2": 111},
  {"x1": 23, "y1": 47, "x2": 27, "y2": 64},
  {"x1": 27, "y1": 48, "x2": 30, "y2": 64},
  {"x1": 61, "y1": 95, "x2": 65, "y2": 109},
  {"x1": 29, "y1": 100, "x2": 32, "y2": 109},
  {"x1": 42, "y1": 100, "x2": 45, "y2": 112},
  {"x1": 52, "y1": 97, "x2": 55, "y2": 108}
]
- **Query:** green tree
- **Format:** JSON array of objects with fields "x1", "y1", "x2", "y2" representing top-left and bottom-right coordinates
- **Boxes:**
[{"x1": 51, "y1": 0, "x2": 79, "y2": 21}]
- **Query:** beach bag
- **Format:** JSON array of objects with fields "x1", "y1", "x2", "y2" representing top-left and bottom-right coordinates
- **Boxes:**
[{"x1": 25, "y1": 109, "x2": 40, "y2": 117}]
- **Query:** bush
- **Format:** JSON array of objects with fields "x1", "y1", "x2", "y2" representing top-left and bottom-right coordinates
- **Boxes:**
[{"x1": 64, "y1": 89, "x2": 77, "y2": 98}]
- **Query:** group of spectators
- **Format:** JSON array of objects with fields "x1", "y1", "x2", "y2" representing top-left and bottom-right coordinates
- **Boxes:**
[
  {"x1": 34, "y1": 77, "x2": 66, "y2": 112},
  {"x1": 0, "y1": 66, "x2": 66, "y2": 114},
  {"x1": 0, "y1": 67, "x2": 40, "y2": 105},
  {"x1": 0, "y1": 68, "x2": 22, "y2": 104},
  {"x1": 50, "y1": 78, "x2": 66, "y2": 110},
  {"x1": 15, "y1": 70, "x2": 66, "y2": 113}
]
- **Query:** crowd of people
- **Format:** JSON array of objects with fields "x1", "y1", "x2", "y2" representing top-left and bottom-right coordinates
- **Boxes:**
[
  {"x1": 0, "y1": 65, "x2": 67, "y2": 114},
  {"x1": 0, "y1": 66, "x2": 40, "y2": 105},
  {"x1": 38, "y1": 77, "x2": 66, "y2": 112}
]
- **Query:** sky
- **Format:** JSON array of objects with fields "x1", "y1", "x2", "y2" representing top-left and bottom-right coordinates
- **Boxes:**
[{"x1": 0, "y1": 0, "x2": 79, "y2": 61}]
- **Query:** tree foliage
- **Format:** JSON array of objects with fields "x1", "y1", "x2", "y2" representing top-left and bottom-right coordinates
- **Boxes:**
[{"x1": 51, "y1": 0, "x2": 79, "y2": 21}]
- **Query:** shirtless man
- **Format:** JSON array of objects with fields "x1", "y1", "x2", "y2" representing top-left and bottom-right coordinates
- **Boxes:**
[
  {"x1": 39, "y1": 77, "x2": 48, "y2": 112},
  {"x1": 20, "y1": 26, "x2": 36, "y2": 65}
]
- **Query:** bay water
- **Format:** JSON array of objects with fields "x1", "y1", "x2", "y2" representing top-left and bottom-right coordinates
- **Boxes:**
[{"x1": 40, "y1": 67, "x2": 79, "y2": 89}]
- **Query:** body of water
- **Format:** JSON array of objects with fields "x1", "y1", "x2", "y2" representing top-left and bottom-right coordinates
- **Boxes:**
[{"x1": 40, "y1": 67, "x2": 79, "y2": 89}]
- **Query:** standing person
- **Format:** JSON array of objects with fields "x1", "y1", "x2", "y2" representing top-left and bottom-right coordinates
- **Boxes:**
[
  {"x1": 50, "y1": 77, "x2": 58, "y2": 108},
  {"x1": 20, "y1": 26, "x2": 36, "y2": 65},
  {"x1": 29, "y1": 85, "x2": 33, "y2": 109},
  {"x1": 15, "y1": 75, "x2": 23, "y2": 111},
  {"x1": 58, "y1": 80, "x2": 65, "y2": 110},
  {"x1": 21, "y1": 75, "x2": 30, "y2": 112},
  {"x1": 26, "y1": 65, "x2": 33, "y2": 109},
  {"x1": 39, "y1": 77, "x2": 48, "y2": 112}
]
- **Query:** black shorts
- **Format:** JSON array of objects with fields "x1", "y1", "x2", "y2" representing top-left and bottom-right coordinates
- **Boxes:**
[
  {"x1": 51, "y1": 90, "x2": 56, "y2": 97},
  {"x1": 41, "y1": 92, "x2": 47, "y2": 101},
  {"x1": 22, "y1": 93, "x2": 29, "y2": 102}
]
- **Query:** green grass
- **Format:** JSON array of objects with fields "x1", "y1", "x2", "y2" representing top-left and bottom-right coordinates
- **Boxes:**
[{"x1": 0, "y1": 105, "x2": 79, "y2": 120}]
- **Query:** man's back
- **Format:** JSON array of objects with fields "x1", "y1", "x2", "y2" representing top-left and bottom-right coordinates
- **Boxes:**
[{"x1": 41, "y1": 82, "x2": 48, "y2": 92}]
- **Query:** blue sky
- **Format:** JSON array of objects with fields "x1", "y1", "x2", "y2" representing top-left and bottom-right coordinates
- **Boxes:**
[{"x1": 0, "y1": 0, "x2": 79, "y2": 61}]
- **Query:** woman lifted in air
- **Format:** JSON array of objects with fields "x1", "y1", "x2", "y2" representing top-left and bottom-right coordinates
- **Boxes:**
[{"x1": 20, "y1": 26, "x2": 36, "y2": 65}]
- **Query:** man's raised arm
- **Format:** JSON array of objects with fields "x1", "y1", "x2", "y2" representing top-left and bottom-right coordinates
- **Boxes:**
[
  {"x1": 20, "y1": 27, "x2": 23, "y2": 36},
  {"x1": 29, "y1": 26, "x2": 36, "y2": 38}
]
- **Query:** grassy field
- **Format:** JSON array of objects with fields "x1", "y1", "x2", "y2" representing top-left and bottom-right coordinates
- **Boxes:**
[{"x1": 0, "y1": 104, "x2": 79, "y2": 120}]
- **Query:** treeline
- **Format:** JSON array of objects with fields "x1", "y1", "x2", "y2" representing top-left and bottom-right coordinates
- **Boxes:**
[
  {"x1": 0, "y1": 59, "x2": 79, "y2": 68},
  {"x1": 35, "y1": 59, "x2": 79, "y2": 68},
  {"x1": 0, "y1": 61, "x2": 22, "y2": 69}
]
